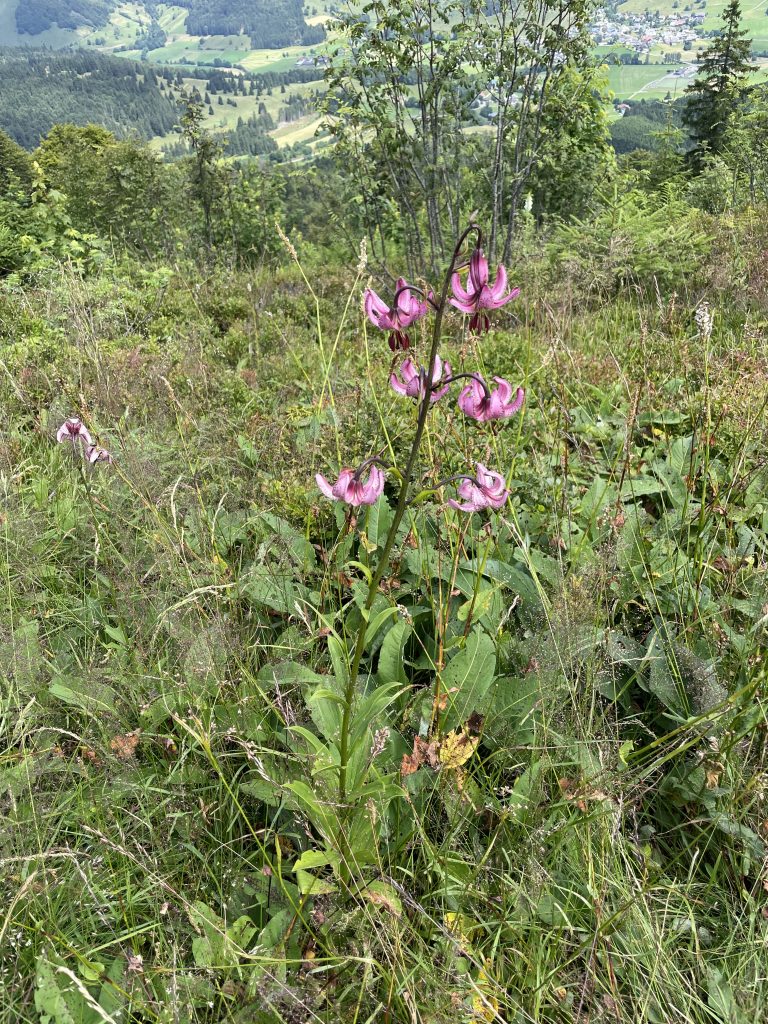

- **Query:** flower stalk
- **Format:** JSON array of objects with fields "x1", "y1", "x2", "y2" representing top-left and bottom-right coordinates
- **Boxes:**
[{"x1": 337, "y1": 225, "x2": 481, "y2": 835}]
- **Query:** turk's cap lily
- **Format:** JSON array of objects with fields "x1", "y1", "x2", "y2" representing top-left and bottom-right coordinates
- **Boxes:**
[
  {"x1": 56, "y1": 417, "x2": 93, "y2": 446},
  {"x1": 316, "y1": 463, "x2": 386, "y2": 507},
  {"x1": 448, "y1": 463, "x2": 509, "y2": 512},
  {"x1": 450, "y1": 248, "x2": 519, "y2": 332},
  {"x1": 364, "y1": 278, "x2": 430, "y2": 350},
  {"x1": 458, "y1": 376, "x2": 524, "y2": 422},
  {"x1": 86, "y1": 444, "x2": 113, "y2": 464},
  {"x1": 390, "y1": 354, "x2": 452, "y2": 403}
]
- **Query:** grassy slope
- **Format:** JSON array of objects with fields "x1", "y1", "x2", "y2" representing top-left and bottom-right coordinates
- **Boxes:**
[{"x1": 2, "y1": 210, "x2": 768, "y2": 1020}]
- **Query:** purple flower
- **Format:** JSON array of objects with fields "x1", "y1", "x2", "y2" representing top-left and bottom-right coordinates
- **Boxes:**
[
  {"x1": 450, "y1": 249, "x2": 519, "y2": 334},
  {"x1": 448, "y1": 463, "x2": 509, "y2": 512},
  {"x1": 316, "y1": 464, "x2": 386, "y2": 507},
  {"x1": 86, "y1": 444, "x2": 113, "y2": 464},
  {"x1": 458, "y1": 376, "x2": 524, "y2": 422},
  {"x1": 390, "y1": 354, "x2": 452, "y2": 403},
  {"x1": 56, "y1": 418, "x2": 93, "y2": 447},
  {"x1": 365, "y1": 278, "x2": 429, "y2": 351}
]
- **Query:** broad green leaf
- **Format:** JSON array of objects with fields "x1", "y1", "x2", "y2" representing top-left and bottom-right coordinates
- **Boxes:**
[
  {"x1": 257, "y1": 661, "x2": 328, "y2": 690},
  {"x1": 295, "y1": 868, "x2": 337, "y2": 895},
  {"x1": 377, "y1": 619, "x2": 412, "y2": 686},
  {"x1": 364, "y1": 496, "x2": 394, "y2": 550},
  {"x1": 293, "y1": 849, "x2": 340, "y2": 873},
  {"x1": 362, "y1": 880, "x2": 402, "y2": 917},
  {"x1": 440, "y1": 630, "x2": 496, "y2": 730},
  {"x1": 49, "y1": 677, "x2": 116, "y2": 714}
]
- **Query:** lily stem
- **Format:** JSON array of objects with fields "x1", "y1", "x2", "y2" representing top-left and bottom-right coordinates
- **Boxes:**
[{"x1": 336, "y1": 224, "x2": 480, "y2": 884}]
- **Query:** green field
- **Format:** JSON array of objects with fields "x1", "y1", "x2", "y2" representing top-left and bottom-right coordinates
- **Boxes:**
[
  {"x1": 607, "y1": 57, "x2": 768, "y2": 100},
  {"x1": 605, "y1": 63, "x2": 695, "y2": 100}
]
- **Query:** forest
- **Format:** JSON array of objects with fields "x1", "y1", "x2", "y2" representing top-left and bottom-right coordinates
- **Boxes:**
[
  {"x1": 14, "y1": 0, "x2": 326, "y2": 48},
  {"x1": 2, "y1": 1, "x2": 768, "y2": 1022},
  {"x1": 0, "y1": 50, "x2": 180, "y2": 149}
]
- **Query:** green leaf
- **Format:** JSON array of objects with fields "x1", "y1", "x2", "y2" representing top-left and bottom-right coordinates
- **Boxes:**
[
  {"x1": 304, "y1": 673, "x2": 346, "y2": 741},
  {"x1": 364, "y1": 496, "x2": 394, "y2": 550},
  {"x1": 362, "y1": 880, "x2": 402, "y2": 917},
  {"x1": 48, "y1": 677, "x2": 116, "y2": 714},
  {"x1": 35, "y1": 953, "x2": 102, "y2": 1024},
  {"x1": 440, "y1": 630, "x2": 496, "y2": 730},
  {"x1": 241, "y1": 567, "x2": 317, "y2": 615},
  {"x1": 257, "y1": 908, "x2": 292, "y2": 952},
  {"x1": 377, "y1": 619, "x2": 412, "y2": 686},
  {"x1": 187, "y1": 902, "x2": 256, "y2": 969},
  {"x1": 293, "y1": 849, "x2": 340, "y2": 873},
  {"x1": 463, "y1": 558, "x2": 541, "y2": 608},
  {"x1": 255, "y1": 511, "x2": 316, "y2": 568},
  {"x1": 257, "y1": 661, "x2": 328, "y2": 690}
]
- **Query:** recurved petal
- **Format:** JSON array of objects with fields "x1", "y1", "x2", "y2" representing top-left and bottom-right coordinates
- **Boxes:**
[
  {"x1": 395, "y1": 278, "x2": 415, "y2": 315},
  {"x1": 358, "y1": 465, "x2": 385, "y2": 504},
  {"x1": 489, "y1": 262, "x2": 508, "y2": 299},
  {"x1": 316, "y1": 473, "x2": 337, "y2": 500},
  {"x1": 332, "y1": 468, "x2": 356, "y2": 501},
  {"x1": 364, "y1": 288, "x2": 391, "y2": 326},
  {"x1": 447, "y1": 498, "x2": 483, "y2": 512},
  {"x1": 450, "y1": 272, "x2": 473, "y2": 308},
  {"x1": 476, "y1": 463, "x2": 503, "y2": 490},
  {"x1": 390, "y1": 370, "x2": 408, "y2": 396},
  {"x1": 501, "y1": 383, "x2": 524, "y2": 416},
  {"x1": 469, "y1": 248, "x2": 489, "y2": 292}
]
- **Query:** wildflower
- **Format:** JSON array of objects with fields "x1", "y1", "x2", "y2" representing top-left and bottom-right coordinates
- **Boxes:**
[
  {"x1": 458, "y1": 376, "x2": 524, "y2": 422},
  {"x1": 370, "y1": 727, "x2": 390, "y2": 759},
  {"x1": 695, "y1": 301, "x2": 713, "y2": 342},
  {"x1": 316, "y1": 462, "x2": 386, "y2": 506},
  {"x1": 364, "y1": 278, "x2": 429, "y2": 351},
  {"x1": 448, "y1": 463, "x2": 509, "y2": 512},
  {"x1": 86, "y1": 444, "x2": 113, "y2": 464},
  {"x1": 390, "y1": 354, "x2": 452, "y2": 403},
  {"x1": 450, "y1": 248, "x2": 519, "y2": 333},
  {"x1": 56, "y1": 418, "x2": 93, "y2": 446}
]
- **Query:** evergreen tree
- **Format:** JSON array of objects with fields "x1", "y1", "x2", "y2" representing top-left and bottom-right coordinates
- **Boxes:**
[{"x1": 684, "y1": 0, "x2": 755, "y2": 162}]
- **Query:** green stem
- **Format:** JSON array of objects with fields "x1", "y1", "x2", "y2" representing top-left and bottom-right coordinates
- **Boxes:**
[{"x1": 336, "y1": 225, "x2": 480, "y2": 843}]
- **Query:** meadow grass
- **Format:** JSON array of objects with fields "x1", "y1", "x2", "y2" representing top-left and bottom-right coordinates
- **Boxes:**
[{"x1": 1, "y1": 219, "x2": 768, "y2": 1021}]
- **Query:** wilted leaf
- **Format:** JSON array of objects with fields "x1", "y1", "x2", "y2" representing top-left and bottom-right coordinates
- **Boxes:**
[
  {"x1": 362, "y1": 880, "x2": 402, "y2": 917},
  {"x1": 400, "y1": 735, "x2": 439, "y2": 775},
  {"x1": 439, "y1": 729, "x2": 479, "y2": 770},
  {"x1": 110, "y1": 730, "x2": 140, "y2": 761}
]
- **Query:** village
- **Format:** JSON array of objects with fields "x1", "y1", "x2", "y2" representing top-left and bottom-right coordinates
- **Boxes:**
[{"x1": 590, "y1": 4, "x2": 706, "y2": 55}]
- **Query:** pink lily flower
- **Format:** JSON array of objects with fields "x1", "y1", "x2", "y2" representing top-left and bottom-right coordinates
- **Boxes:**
[
  {"x1": 56, "y1": 418, "x2": 93, "y2": 446},
  {"x1": 458, "y1": 376, "x2": 524, "y2": 422},
  {"x1": 448, "y1": 463, "x2": 509, "y2": 512},
  {"x1": 86, "y1": 444, "x2": 113, "y2": 464},
  {"x1": 364, "y1": 278, "x2": 429, "y2": 351},
  {"x1": 316, "y1": 464, "x2": 386, "y2": 507},
  {"x1": 390, "y1": 354, "x2": 452, "y2": 403},
  {"x1": 450, "y1": 248, "x2": 519, "y2": 334}
]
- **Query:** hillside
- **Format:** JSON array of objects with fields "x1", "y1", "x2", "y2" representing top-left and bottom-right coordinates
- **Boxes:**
[
  {"x1": 5, "y1": 0, "x2": 768, "y2": 1021},
  {"x1": 11, "y1": 0, "x2": 325, "y2": 48},
  {"x1": 0, "y1": 48, "x2": 180, "y2": 148}
]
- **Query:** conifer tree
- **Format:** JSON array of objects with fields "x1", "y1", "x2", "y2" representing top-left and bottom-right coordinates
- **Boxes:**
[{"x1": 684, "y1": 0, "x2": 755, "y2": 162}]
